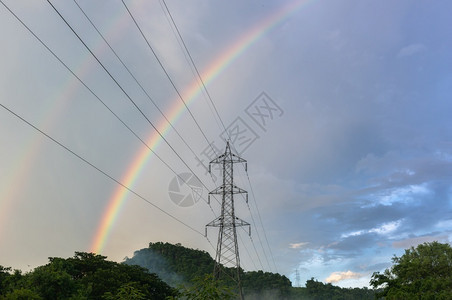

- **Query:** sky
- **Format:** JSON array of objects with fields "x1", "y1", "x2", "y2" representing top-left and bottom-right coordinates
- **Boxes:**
[{"x1": 1, "y1": 0, "x2": 451, "y2": 288}]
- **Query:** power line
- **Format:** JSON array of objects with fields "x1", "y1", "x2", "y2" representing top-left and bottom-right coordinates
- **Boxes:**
[
  {"x1": 72, "y1": 0, "x2": 213, "y2": 179},
  {"x1": 0, "y1": 0, "x2": 213, "y2": 209},
  {"x1": 157, "y1": 0, "x2": 279, "y2": 273},
  {"x1": 4, "y1": 0, "x2": 278, "y2": 274},
  {"x1": 244, "y1": 191, "x2": 272, "y2": 271},
  {"x1": 246, "y1": 169, "x2": 278, "y2": 273},
  {"x1": 160, "y1": 0, "x2": 227, "y2": 135},
  {"x1": 231, "y1": 164, "x2": 274, "y2": 272},
  {"x1": 238, "y1": 227, "x2": 260, "y2": 271},
  {"x1": 45, "y1": 0, "x2": 213, "y2": 196},
  {"x1": 121, "y1": 0, "x2": 217, "y2": 156},
  {"x1": 159, "y1": 0, "x2": 245, "y2": 158},
  {"x1": 0, "y1": 102, "x2": 204, "y2": 237}
]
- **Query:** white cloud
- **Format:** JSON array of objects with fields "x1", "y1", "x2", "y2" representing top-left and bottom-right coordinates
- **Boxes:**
[
  {"x1": 376, "y1": 184, "x2": 430, "y2": 206},
  {"x1": 289, "y1": 242, "x2": 309, "y2": 249},
  {"x1": 325, "y1": 270, "x2": 363, "y2": 283},
  {"x1": 341, "y1": 230, "x2": 365, "y2": 239},
  {"x1": 341, "y1": 220, "x2": 402, "y2": 239},
  {"x1": 369, "y1": 220, "x2": 402, "y2": 235}
]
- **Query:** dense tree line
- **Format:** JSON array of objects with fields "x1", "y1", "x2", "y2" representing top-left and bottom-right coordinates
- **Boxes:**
[
  {"x1": 0, "y1": 252, "x2": 175, "y2": 299},
  {"x1": 371, "y1": 241, "x2": 452, "y2": 299},
  {"x1": 124, "y1": 242, "x2": 215, "y2": 286},
  {"x1": 125, "y1": 242, "x2": 293, "y2": 298},
  {"x1": 125, "y1": 242, "x2": 375, "y2": 299},
  {"x1": 3, "y1": 241, "x2": 450, "y2": 299},
  {"x1": 290, "y1": 278, "x2": 376, "y2": 299}
]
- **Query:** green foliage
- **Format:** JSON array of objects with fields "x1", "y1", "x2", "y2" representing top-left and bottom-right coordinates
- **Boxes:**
[
  {"x1": 0, "y1": 266, "x2": 12, "y2": 293},
  {"x1": 26, "y1": 265, "x2": 76, "y2": 299},
  {"x1": 102, "y1": 282, "x2": 146, "y2": 299},
  {"x1": 370, "y1": 241, "x2": 452, "y2": 299},
  {"x1": 1, "y1": 242, "x2": 381, "y2": 299},
  {"x1": 293, "y1": 278, "x2": 375, "y2": 300},
  {"x1": 0, "y1": 267, "x2": 23, "y2": 297},
  {"x1": 126, "y1": 242, "x2": 377, "y2": 299},
  {"x1": 125, "y1": 242, "x2": 215, "y2": 286},
  {"x1": 241, "y1": 270, "x2": 292, "y2": 298},
  {"x1": 1, "y1": 288, "x2": 42, "y2": 300},
  {"x1": 169, "y1": 274, "x2": 235, "y2": 300},
  {"x1": 125, "y1": 242, "x2": 294, "y2": 297},
  {"x1": 0, "y1": 252, "x2": 176, "y2": 300}
]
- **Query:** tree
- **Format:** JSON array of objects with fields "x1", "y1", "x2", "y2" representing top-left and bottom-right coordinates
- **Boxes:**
[
  {"x1": 170, "y1": 274, "x2": 235, "y2": 300},
  {"x1": 1, "y1": 288, "x2": 42, "y2": 300},
  {"x1": 0, "y1": 252, "x2": 175, "y2": 299},
  {"x1": 370, "y1": 241, "x2": 452, "y2": 299}
]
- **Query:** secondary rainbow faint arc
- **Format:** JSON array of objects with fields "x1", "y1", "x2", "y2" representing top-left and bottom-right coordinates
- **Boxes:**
[
  {"x1": 0, "y1": 2, "x2": 130, "y2": 240},
  {"x1": 90, "y1": 0, "x2": 310, "y2": 254}
]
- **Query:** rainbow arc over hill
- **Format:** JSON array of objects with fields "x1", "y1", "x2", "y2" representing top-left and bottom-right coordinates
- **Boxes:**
[{"x1": 90, "y1": 0, "x2": 311, "y2": 253}]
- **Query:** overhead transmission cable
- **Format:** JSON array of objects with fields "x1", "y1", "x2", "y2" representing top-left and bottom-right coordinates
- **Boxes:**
[
  {"x1": 160, "y1": 0, "x2": 245, "y2": 157},
  {"x1": 238, "y1": 227, "x2": 261, "y2": 271},
  {"x1": 0, "y1": 0, "x2": 213, "y2": 210},
  {"x1": 121, "y1": 0, "x2": 218, "y2": 156},
  {"x1": 246, "y1": 170, "x2": 278, "y2": 273},
  {"x1": 160, "y1": 0, "x2": 226, "y2": 135},
  {"x1": 72, "y1": 0, "x2": 214, "y2": 182},
  {"x1": 160, "y1": 0, "x2": 278, "y2": 272},
  {"x1": 45, "y1": 0, "x2": 216, "y2": 201},
  {"x1": 0, "y1": 102, "x2": 205, "y2": 237},
  {"x1": 243, "y1": 192, "x2": 272, "y2": 271}
]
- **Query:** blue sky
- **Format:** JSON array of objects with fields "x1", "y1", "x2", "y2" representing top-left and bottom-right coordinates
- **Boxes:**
[{"x1": 1, "y1": 0, "x2": 451, "y2": 288}]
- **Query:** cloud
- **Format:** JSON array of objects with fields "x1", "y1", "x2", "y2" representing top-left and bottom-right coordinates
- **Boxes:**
[
  {"x1": 397, "y1": 43, "x2": 427, "y2": 57},
  {"x1": 289, "y1": 242, "x2": 309, "y2": 249},
  {"x1": 369, "y1": 220, "x2": 402, "y2": 235},
  {"x1": 392, "y1": 234, "x2": 450, "y2": 249},
  {"x1": 340, "y1": 220, "x2": 401, "y2": 239},
  {"x1": 325, "y1": 270, "x2": 363, "y2": 283}
]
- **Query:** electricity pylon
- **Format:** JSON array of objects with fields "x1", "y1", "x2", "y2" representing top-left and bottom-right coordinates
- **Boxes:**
[
  {"x1": 295, "y1": 269, "x2": 301, "y2": 287},
  {"x1": 206, "y1": 141, "x2": 250, "y2": 300}
]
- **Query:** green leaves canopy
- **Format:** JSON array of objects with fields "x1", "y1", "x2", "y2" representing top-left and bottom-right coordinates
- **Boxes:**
[{"x1": 370, "y1": 241, "x2": 452, "y2": 299}]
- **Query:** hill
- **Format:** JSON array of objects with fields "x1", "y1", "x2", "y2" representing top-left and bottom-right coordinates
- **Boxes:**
[
  {"x1": 0, "y1": 242, "x2": 377, "y2": 299},
  {"x1": 124, "y1": 242, "x2": 376, "y2": 299}
]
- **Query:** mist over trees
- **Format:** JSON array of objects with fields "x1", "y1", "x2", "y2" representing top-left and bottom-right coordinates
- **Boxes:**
[
  {"x1": 2, "y1": 241, "x2": 451, "y2": 299},
  {"x1": 124, "y1": 242, "x2": 375, "y2": 299}
]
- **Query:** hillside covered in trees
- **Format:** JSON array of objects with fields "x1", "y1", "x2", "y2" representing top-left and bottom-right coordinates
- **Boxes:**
[
  {"x1": 124, "y1": 242, "x2": 377, "y2": 299},
  {"x1": 2, "y1": 241, "x2": 450, "y2": 299},
  {"x1": 0, "y1": 241, "x2": 377, "y2": 299}
]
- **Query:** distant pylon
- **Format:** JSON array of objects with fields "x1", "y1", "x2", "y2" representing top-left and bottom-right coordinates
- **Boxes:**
[
  {"x1": 295, "y1": 269, "x2": 301, "y2": 287},
  {"x1": 206, "y1": 141, "x2": 250, "y2": 300}
]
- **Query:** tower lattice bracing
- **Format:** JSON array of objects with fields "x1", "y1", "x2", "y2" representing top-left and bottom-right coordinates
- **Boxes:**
[{"x1": 206, "y1": 141, "x2": 250, "y2": 299}]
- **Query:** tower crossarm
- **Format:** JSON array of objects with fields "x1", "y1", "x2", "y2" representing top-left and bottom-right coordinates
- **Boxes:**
[
  {"x1": 205, "y1": 216, "x2": 251, "y2": 236},
  {"x1": 209, "y1": 154, "x2": 246, "y2": 164},
  {"x1": 234, "y1": 217, "x2": 251, "y2": 236},
  {"x1": 232, "y1": 185, "x2": 247, "y2": 194}
]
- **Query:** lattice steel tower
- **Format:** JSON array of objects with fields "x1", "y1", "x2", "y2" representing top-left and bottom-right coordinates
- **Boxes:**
[{"x1": 206, "y1": 141, "x2": 250, "y2": 300}]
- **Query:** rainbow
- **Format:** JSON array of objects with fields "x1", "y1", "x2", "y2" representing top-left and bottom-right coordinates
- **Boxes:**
[
  {"x1": 0, "y1": 0, "x2": 129, "y2": 240},
  {"x1": 90, "y1": 0, "x2": 311, "y2": 253}
]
